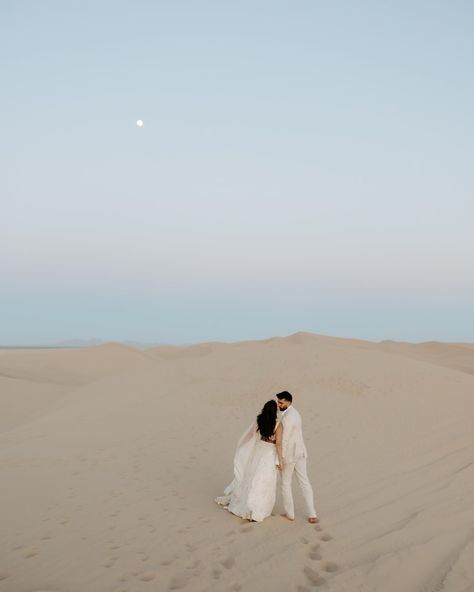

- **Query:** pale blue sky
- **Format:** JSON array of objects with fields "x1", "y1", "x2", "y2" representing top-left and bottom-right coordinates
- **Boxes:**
[{"x1": 1, "y1": 1, "x2": 473, "y2": 345}]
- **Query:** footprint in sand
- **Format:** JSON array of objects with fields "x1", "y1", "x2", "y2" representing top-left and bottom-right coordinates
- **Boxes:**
[
  {"x1": 186, "y1": 559, "x2": 202, "y2": 574},
  {"x1": 24, "y1": 549, "x2": 39, "y2": 559},
  {"x1": 299, "y1": 536, "x2": 309, "y2": 544},
  {"x1": 168, "y1": 574, "x2": 187, "y2": 590},
  {"x1": 212, "y1": 568, "x2": 222, "y2": 580},
  {"x1": 319, "y1": 532, "x2": 333, "y2": 542},
  {"x1": 221, "y1": 557, "x2": 235, "y2": 569},
  {"x1": 0, "y1": 573, "x2": 9, "y2": 581},
  {"x1": 320, "y1": 560, "x2": 340, "y2": 573},
  {"x1": 240, "y1": 524, "x2": 252, "y2": 533},
  {"x1": 161, "y1": 559, "x2": 174, "y2": 566},
  {"x1": 303, "y1": 566, "x2": 326, "y2": 587}
]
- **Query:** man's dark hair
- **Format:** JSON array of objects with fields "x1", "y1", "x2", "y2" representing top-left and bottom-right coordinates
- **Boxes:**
[{"x1": 276, "y1": 390, "x2": 293, "y2": 402}]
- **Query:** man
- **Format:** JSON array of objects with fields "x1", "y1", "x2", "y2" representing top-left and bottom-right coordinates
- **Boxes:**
[{"x1": 276, "y1": 390, "x2": 319, "y2": 524}]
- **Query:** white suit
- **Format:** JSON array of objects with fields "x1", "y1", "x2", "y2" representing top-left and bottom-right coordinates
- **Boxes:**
[{"x1": 280, "y1": 405, "x2": 317, "y2": 519}]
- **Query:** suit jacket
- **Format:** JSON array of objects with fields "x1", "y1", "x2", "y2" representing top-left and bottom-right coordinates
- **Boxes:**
[{"x1": 280, "y1": 405, "x2": 307, "y2": 463}]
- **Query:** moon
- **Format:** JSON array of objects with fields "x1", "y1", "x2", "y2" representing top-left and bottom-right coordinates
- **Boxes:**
[{"x1": 136, "y1": 120, "x2": 144, "y2": 127}]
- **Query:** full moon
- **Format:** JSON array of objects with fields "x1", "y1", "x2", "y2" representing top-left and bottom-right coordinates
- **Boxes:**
[{"x1": 136, "y1": 120, "x2": 144, "y2": 127}]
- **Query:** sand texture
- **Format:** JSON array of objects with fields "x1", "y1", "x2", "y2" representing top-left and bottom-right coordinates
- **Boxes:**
[{"x1": 1, "y1": 332, "x2": 474, "y2": 591}]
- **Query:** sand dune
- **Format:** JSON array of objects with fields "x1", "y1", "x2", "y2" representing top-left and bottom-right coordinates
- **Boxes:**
[
  {"x1": 0, "y1": 344, "x2": 155, "y2": 432},
  {"x1": 0, "y1": 342, "x2": 153, "y2": 385},
  {"x1": 375, "y1": 340, "x2": 474, "y2": 375},
  {"x1": 1, "y1": 333, "x2": 473, "y2": 591}
]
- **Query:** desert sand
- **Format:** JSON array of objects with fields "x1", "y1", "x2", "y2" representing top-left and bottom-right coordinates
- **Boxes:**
[{"x1": 1, "y1": 332, "x2": 473, "y2": 592}]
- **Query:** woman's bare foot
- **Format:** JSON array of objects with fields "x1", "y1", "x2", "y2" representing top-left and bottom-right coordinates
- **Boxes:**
[
  {"x1": 308, "y1": 516, "x2": 319, "y2": 524},
  {"x1": 280, "y1": 513, "x2": 295, "y2": 521}
]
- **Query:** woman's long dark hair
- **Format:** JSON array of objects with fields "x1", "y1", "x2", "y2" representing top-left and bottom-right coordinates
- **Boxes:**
[{"x1": 256, "y1": 400, "x2": 278, "y2": 439}]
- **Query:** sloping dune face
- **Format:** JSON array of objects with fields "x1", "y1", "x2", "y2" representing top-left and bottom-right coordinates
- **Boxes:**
[
  {"x1": 0, "y1": 334, "x2": 473, "y2": 592},
  {"x1": 0, "y1": 344, "x2": 154, "y2": 432},
  {"x1": 374, "y1": 340, "x2": 474, "y2": 375}
]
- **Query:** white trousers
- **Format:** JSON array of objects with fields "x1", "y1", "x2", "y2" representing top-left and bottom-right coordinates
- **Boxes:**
[{"x1": 280, "y1": 457, "x2": 317, "y2": 519}]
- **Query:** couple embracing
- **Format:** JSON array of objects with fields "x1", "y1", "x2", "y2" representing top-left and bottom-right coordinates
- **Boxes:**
[{"x1": 215, "y1": 391, "x2": 319, "y2": 524}]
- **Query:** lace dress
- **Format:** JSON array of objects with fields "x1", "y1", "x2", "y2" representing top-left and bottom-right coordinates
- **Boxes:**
[{"x1": 215, "y1": 422, "x2": 281, "y2": 522}]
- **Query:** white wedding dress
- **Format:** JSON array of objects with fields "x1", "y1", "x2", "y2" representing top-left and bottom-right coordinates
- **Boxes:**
[{"x1": 215, "y1": 421, "x2": 280, "y2": 522}]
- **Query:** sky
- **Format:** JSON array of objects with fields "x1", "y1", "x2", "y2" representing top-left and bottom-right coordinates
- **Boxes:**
[{"x1": 1, "y1": 1, "x2": 473, "y2": 345}]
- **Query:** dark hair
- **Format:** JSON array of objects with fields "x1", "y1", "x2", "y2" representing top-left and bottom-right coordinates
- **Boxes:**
[
  {"x1": 276, "y1": 390, "x2": 293, "y2": 403},
  {"x1": 256, "y1": 400, "x2": 278, "y2": 439}
]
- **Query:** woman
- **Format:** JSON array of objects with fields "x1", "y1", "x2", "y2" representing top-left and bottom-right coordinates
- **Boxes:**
[{"x1": 215, "y1": 400, "x2": 284, "y2": 522}]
